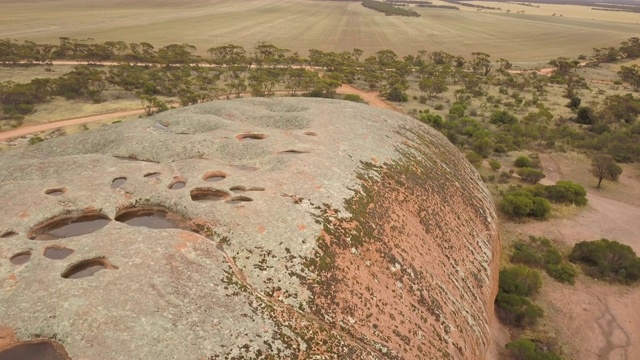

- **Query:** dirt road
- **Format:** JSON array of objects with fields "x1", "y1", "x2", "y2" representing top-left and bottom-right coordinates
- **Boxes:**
[
  {"x1": 0, "y1": 109, "x2": 145, "y2": 142},
  {"x1": 514, "y1": 153, "x2": 640, "y2": 359},
  {"x1": 336, "y1": 84, "x2": 391, "y2": 110}
]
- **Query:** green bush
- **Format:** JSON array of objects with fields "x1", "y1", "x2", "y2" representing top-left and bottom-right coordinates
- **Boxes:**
[
  {"x1": 496, "y1": 266, "x2": 544, "y2": 327},
  {"x1": 342, "y1": 94, "x2": 364, "y2": 103},
  {"x1": 506, "y1": 338, "x2": 562, "y2": 360},
  {"x1": 569, "y1": 238, "x2": 640, "y2": 284},
  {"x1": 490, "y1": 110, "x2": 518, "y2": 125},
  {"x1": 448, "y1": 103, "x2": 466, "y2": 119},
  {"x1": 546, "y1": 264, "x2": 578, "y2": 285},
  {"x1": 489, "y1": 159, "x2": 502, "y2": 171},
  {"x1": 516, "y1": 167, "x2": 546, "y2": 184},
  {"x1": 496, "y1": 293, "x2": 544, "y2": 328},
  {"x1": 500, "y1": 190, "x2": 550, "y2": 219},
  {"x1": 511, "y1": 236, "x2": 576, "y2": 284},
  {"x1": 499, "y1": 265, "x2": 542, "y2": 297},
  {"x1": 465, "y1": 151, "x2": 483, "y2": 169},
  {"x1": 544, "y1": 181, "x2": 587, "y2": 206},
  {"x1": 514, "y1": 156, "x2": 531, "y2": 168}
]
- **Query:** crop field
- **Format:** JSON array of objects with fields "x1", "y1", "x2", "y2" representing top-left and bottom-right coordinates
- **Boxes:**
[{"x1": 2, "y1": 0, "x2": 639, "y2": 62}]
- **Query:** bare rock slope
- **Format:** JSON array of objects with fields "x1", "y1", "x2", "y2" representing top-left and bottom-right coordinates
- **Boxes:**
[{"x1": 0, "y1": 98, "x2": 500, "y2": 359}]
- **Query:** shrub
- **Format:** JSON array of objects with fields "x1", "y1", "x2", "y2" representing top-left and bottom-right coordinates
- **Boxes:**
[
  {"x1": 506, "y1": 338, "x2": 562, "y2": 360},
  {"x1": 544, "y1": 181, "x2": 587, "y2": 206},
  {"x1": 546, "y1": 264, "x2": 578, "y2": 284},
  {"x1": 489, "y1": 159, "x2": 502, "y2": 171},
  {"x1": 514, "y1": 156, "x2": 532, "y2": 168},
  {"x1": 448, "y1": 103, "x2": 466, "y2": 119},
  {"x1": 496, "y1": 293, "x2": 544, "y2": 328},
  {"x1": 500, "y1": 189, "x2": 551, "y2": 219},
  {"x1": 342, "y1": 94, "x2": 364, "y2": 103},
  {"x1": 511, "y1": 236, "x2": 576, "y2": 284},
  {"x1": 569, "y1": 238, "x2": 640, "y2": 283},
  {"x1": 28, "y1": 136, "x2": 44, "y2": 145},
  {"x1": 465, "y1": 151, "x2": 483, "y2": 169},
  {"x1": 516, "y1": 167, "x2": 545, "y2": 184},
  {"x1": 500, "y1": 190, "x2": 534, "y2": 218},
  {"x1": 499, "y1": 265, "x2": 542, "y2": 297},
  {"x1": 490, "y1": 110, "x2": 518, "y2": 125},
  {"x1": 496, "y1": 266, "x2": 544, "y2": 328}
]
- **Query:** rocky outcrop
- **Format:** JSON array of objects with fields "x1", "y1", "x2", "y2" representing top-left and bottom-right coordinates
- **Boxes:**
[{"x1": 0, "y1": 98, "x2": 500, "y2": 359}]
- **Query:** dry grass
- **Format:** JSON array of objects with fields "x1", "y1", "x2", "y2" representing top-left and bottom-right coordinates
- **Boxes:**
[
  {"x1": 2, "y1": 0, "x2": 640, "y2": 61},
  {"x1": 22, "y1": 92, "x2": 149, "y2": 126},
  {"x1": 0, "y1": 64, "x2": 76, "y2": 83}
]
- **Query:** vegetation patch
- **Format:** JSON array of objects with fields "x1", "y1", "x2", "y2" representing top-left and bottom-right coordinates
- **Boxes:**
[
  {"x1": 361, "y1": 0, "x2": 421, "y2": 17},
  {"x1": 511, "y1": 236, "x2": 577, "y2": 284},
  {"x1": 569, "y1": 238, "x2": 640, "y2": 284},
  {"x1": 495, "y1": 265, "x2": 544, "y2": 328}
]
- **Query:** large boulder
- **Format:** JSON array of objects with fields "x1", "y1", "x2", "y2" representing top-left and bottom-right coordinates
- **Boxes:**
[{"x1": 0, "y1": 98, "x2": 500, "y2": 359}]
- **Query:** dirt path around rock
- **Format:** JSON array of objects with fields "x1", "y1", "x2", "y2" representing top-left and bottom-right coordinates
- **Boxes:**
[
  {"x1": 0, "y1": 109, "x2": 145, "y2": 141},
  {"x1": 0, "y1": 85, "x2": 391, "y2": 142},
  {"x1": 519, "y1": 153, "x2": 640, "y2": 359},
  {"x1": 336, "y1": 84, "x2": 392, "y2": 110}
]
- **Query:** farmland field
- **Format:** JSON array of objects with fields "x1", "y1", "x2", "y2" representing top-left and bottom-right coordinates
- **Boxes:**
[{"x1": 2, "y1": 0, "x2": 640, "y2": 61}]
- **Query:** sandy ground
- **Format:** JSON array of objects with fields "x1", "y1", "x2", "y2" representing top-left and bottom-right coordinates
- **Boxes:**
[
  {"x1": 0, "y1": 109, "x2": 145, "y2": 142},
  {"x1": 507, "y1": 153, "x2": 640, "y2": 360}
]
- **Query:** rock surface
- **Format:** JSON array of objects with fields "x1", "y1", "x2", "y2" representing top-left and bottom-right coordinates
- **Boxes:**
[{"x1": 0, "y1": 98, "x2": 500, "y2": 359}]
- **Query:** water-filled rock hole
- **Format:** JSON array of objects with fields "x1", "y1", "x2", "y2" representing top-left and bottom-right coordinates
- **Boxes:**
[
  {"x1": 191, "y1": 188, "x2": 230, "y2": 202},
  {"x1": 115, "y1": 207, "x2": 185, "y2": 229},
  {"x1": 111, "y1": 177, "x2": 127, "y2": 189},
  {"x1": 61, "y1": 258, "x2": 117, "y2": 279},
  {"x1": 0, "y1": 340, "x2": 70, "y2": 360},
  {"x1": 10, "y1": 251, "x2": 31, "y2": 265},
  {"x1": 28, "y1": 212, "x2": 111, "y2": 240},
  {"x1": 44, "y1": 246, "x2": 74, "y2": 260},
  {"x1": 169, "y1": 180, "x2": 186, "y2": 190},
  {"x1": 203, "y1": 171, "x2": 226, "y2": 182}
]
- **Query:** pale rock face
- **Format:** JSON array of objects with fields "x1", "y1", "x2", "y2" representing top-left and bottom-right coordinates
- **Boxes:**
[{"x1": 0, "y1": 98, "x2": 500, "y2": 359}]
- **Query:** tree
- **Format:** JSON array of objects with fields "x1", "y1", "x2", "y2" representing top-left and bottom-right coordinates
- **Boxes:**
[
  {"x1": 418, "y1": 76, "x2": 448, "y2": 98},
  {"x1": 471, "y1": 52, "x2": 492, "y2": 76},
  {"x1": 618, "y1": 65, "x2": 640, "y2": 92},
  {"x1": 591, "y1": 155, "x2": 623, "y2": 188}
]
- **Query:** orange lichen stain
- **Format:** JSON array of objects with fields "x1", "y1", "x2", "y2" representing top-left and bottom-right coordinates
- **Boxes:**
[
  {"x1": 314, "y1": 185, "x2": 324, "y2": 191},
  {"x1": 297, "y1": 224, "x2": 306, "y2": 231},
  {"x1": 17, "y1": 211, "x2": 29, "y2": 219},
  {"x1": 7, "y1": 274, "x2": 16, "y2": 282},
  {"x1": 257, "y1": 225, "x2": 266, "y2": 234},
  {"x1": 371, "y1": 157, "x2": 379, "y2": 165},
  {"x1": 175, "y1": 231, "x2": 202, "y2": 251},
  {"x1": 0, "y1": 327, "x2": 17, "y2": 348}
]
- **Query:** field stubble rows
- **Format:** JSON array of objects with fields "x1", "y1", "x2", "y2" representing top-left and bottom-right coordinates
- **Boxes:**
[{"x1": 1, "y1": 0, "x2": 640, "y2": 61}]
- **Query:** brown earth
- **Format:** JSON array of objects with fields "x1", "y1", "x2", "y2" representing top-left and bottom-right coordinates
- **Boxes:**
[{"x1": 506, "y1": 152, "x2": 640, "y2": 359}]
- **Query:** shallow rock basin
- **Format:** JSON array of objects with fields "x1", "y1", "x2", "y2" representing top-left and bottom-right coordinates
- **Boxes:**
[
  {"x1": 115, "y1": 208, "x2": 183, "y2": 230},
  {"x1": 62, "y1": 258, "x2": 117, "y2": 279},
  {"x1": 28, "y1": 213, "x2": 111, "y2": 240},
  {"x1": 0, "y1": 340, "x2": 70, "y2": 360},
  {"x1": 44, "y1": 246, "x2": 74, "y2": 260}
]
